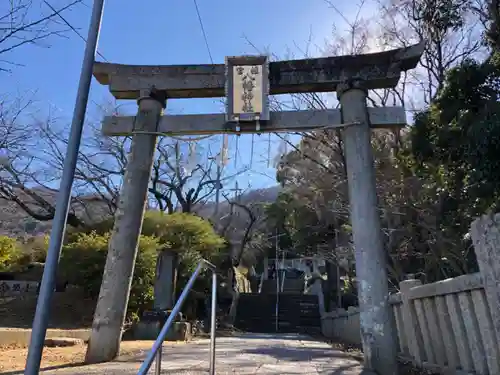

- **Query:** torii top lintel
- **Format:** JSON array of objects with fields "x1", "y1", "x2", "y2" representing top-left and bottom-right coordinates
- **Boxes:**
[{"x1": 93, "y1": 43, "x2": 424, "y2": 100}]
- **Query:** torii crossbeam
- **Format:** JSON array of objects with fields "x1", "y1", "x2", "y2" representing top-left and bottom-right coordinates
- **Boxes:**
[{"x1": 93, "y1": 43, "x2": 422, "y2": 99}]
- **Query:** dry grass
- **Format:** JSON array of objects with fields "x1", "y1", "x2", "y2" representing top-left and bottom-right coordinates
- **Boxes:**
[{"x1": 0, "y1": 340, "x2": 179, "y2": 373}]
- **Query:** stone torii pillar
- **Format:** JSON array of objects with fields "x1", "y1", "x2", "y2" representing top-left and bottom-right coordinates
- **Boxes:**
[
  {"x1": 85, "y1": 89, "x2": 165, "y2": 364},
  {"x1": 338, "y1": 79, "x2": 397, "y2": 374}
]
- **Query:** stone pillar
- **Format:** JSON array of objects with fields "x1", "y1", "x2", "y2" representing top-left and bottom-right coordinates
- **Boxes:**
[
  {"x1": 263, "y1": 256, "x2": 269, "y2": 280},
  {"x1": 85, "y1": 90, "x2": 165, "y2": 364},
  {"x1": 470, "y1": 213, "x2": 500, "y2": 345},
  {"x1": 325, "y1": 260, "x2": 339, "y2": 311},
  {"x1": 154, "y1": 250, "x2": 178, "y2": 310},
  {"x1": 311, "y1": 278, "x2": 326, "y2": 316},
  {"x1": 338, "y1": 80, "x2": 398, "y2": 374}
]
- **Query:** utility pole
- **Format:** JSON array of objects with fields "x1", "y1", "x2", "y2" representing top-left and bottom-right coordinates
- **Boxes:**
[
  {"x1": 24, "y1": 0, "x2": 106, "y2": 373},
  {"x1": 214, "y1": 162, "x2": 221, "y2": 217},
  {"x1": 338, "y1": 80, "x2": 398, "y2": 374},
  {"x1": 215, "y1": 133, "x2": 229, "y2": 218},
  {"x1": 233, "y1": 181, "x2": 241, "y2": 202},
  {"x1": 85, "y1": 90, "x2": 166, "y2": 364},
  {"x1": 210, "y1": 146, "x2": 224, "y2": 219}
]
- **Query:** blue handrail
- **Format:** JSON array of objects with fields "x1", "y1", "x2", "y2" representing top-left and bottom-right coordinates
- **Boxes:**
[{"x1": 137, "y1": 259, "x2": 217, "y2": 375}]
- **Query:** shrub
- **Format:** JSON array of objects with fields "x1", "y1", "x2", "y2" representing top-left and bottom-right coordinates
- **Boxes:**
[
  {"x1": 67, "y1": 218, "x2": 115, "y2": 240},
  {"x1": 0, "y1": 236, "x2": 19, "y2": 270},
  {"x1": 142, "y1": 211, "x2": 226, "y2": 280},
  {"x1": 60, "y1": 212, "x2": 226, "y2": 320},
  {"x1": 77, "y1": 211, "x2": 226, "y2": 257},
  {"x1": 59, "y1": 231, "x2": 161, "y2": 320},
  {"x1": 142, "y1": 211, "x2": 225, "y2": 254},
  {"x1": 22, "y1": 235, "x2": 49, "y2": 263}
]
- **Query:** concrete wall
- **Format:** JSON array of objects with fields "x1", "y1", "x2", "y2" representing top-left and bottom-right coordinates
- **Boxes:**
[
  {"x1": 0, "y1": 328, "x2": 90, "y2": 347},
  {"x1": 321, "y1": 307, "x2": 361, "y2": 346},
  {"x1": 322, "y1": 214, "x2": 500, "y2": 375}
]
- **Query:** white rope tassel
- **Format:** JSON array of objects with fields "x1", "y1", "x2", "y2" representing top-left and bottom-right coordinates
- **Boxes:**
[
  {"x1": 273, "y1": 135, "x2": 288, "y2": 168},
  {"x1": 267, "y1": 133, "x2": 272, "y2": 168},
  {"x1": 185, "y1": 142, "x2": 197, "y2": 174},
  {"x1": 250, "y1": 133, "x2": 255, "y2": 167},
  {"x1": 221, "y1": 134, "x2": 229, "y2": 166}
]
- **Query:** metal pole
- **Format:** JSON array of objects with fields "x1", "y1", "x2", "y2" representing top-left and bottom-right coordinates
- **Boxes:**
[
  {"x1": 24, "y1": 1, "x2": 105, "y2": 374},
  {"x1": 338, "y1": 80, "x2": 398, "y2": 374},
  {"x1": 209, "y1": 272, "x2": 217, "y2": 375},
  {"x1": 155, "y1": 346, "x2": 162, "y2": 375},
  {"x1": 138, "y1": 262, "x2": 204, "y2": 375},
  {"x1": 336, "y1": 261, "x2": 342, "y2": 308},
  {"x1": 275, "y1": 230, "x2": 279, "y2": 333},
  {"x1": 280, "y1": 249, "x2": 286, "y2": 292}
]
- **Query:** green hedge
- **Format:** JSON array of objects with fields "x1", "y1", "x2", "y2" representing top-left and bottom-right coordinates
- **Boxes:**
[
  {"x1": 59, "y1": 231, "x2": 160, "y2": 320},
  {"x1": 2, "y1": 211, "x2": 227, "y2": 321}
]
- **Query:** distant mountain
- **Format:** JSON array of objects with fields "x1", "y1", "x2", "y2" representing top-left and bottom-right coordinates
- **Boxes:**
[
  {"x1": 195, "y1": 186, "x2": 280, "y2": 218},
  {"x1": 0, "y1": 187, "x2": 111, "y2": 237},
  {"x1": 0, "y1": 186, "x2": 281, "y2": 238},
  {"x1": 194, "y1": 186, "x2": 281, "y2": 246}
]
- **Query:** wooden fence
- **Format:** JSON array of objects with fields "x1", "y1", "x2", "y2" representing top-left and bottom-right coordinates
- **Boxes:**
[
  {"x1": 322, "y1": 213, "x2": 500, "y2": 375},
  {"x1": 322, "y1": 273, "x2": 499, "y2": 374}
]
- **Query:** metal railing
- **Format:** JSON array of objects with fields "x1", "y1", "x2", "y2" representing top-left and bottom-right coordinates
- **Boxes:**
[{"x1": 137, "y1": 259, "x2": 217, "y2": 375}]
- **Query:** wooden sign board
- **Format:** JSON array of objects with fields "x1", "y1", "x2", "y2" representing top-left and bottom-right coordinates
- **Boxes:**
[{"x1": 225, "y1": 55, "x2": 270, "y2": 123}]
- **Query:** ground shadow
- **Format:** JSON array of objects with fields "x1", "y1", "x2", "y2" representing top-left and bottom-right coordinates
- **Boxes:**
[
  {"x1": 230, "y1": 332, "x2": 321, "y2": 342},
  {"x1": 241, "y1": 345, "x2": 356, "y2": 362},
  {"x1": 2, "y1": 361, "x2": 87, "y2": 375}
]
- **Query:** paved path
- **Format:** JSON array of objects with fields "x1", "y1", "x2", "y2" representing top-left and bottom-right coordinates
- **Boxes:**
[{"x1": 43, "y1": 333, "x2": 373, "y2": 375}]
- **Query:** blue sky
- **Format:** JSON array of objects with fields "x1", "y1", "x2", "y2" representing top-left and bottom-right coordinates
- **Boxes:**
[{"x1": 2, "y1": 0, "x2": 371, "y2": 194}]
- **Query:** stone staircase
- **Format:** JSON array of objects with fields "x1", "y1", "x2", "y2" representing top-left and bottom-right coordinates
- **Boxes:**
[
  {"x1": 234, "y1": 292, "x2": 321, "y2": 334},
  {"x1": 259, "y1": 278, "x2": 304, "y2": 294}
]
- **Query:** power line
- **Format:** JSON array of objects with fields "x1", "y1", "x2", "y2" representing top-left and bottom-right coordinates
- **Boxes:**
[
  {"x1": 42, "y1": 0, "x2": 110, "y2": 110},
  {"x1": 42, "y1": 0, "x2": 108, "y2": 62},
  {"x1": 192, "y1": 0, "x2": 214, "y2": 64},
  {"x1": 192, "y1": 0, "x2": 232, "y2": 187}
]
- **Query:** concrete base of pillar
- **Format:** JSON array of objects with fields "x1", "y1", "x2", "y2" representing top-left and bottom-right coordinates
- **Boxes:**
[
  {"x1": 130, "y1": 309, "x2": 190, "y2": 341},
  {"x1": 132, "y1": 320, "x2": 191, "y2": 341}
]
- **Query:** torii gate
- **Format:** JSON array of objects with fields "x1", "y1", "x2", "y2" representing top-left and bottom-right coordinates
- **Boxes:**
[{"x1": 85, "y1": 44, "x2": 423, "y2": 375}]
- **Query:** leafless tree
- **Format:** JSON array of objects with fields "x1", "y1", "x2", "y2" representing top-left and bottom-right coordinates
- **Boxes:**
[
  {"x1": 149, "y1": 139, "x2": 221, "y2": 214},
  {"x1": 0, "y1": 100, "x2": 255, "y2": 232},
  {"x1": 0, "y1": 0, "x2": 83, "y2": 71},
  {"x1": 218, "y1": 190, "x2": 266, "y2": 267},
  {"x1": 257, "y1": 0, "x2": 488, "y2": 285},
  {"x1": 377, "y1": 0, "x2": 486, "y2": 105}
]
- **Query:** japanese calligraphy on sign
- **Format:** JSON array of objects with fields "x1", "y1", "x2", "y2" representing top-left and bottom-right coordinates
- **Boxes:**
[
  {"x1": 225, "y1": 55, "x2": 269, "y2": 123},
  {"x1": 0, "y1": 280, "x2": 39, "y2": 297}
]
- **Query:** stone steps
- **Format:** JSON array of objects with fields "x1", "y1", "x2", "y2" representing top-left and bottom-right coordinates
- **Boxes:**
[
  {"x1": 260, "y1": 279, "x2": 305, "y2": 294},
  {"x1": 234, "y1": 293, "x2": 321, "y2": 334}
]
